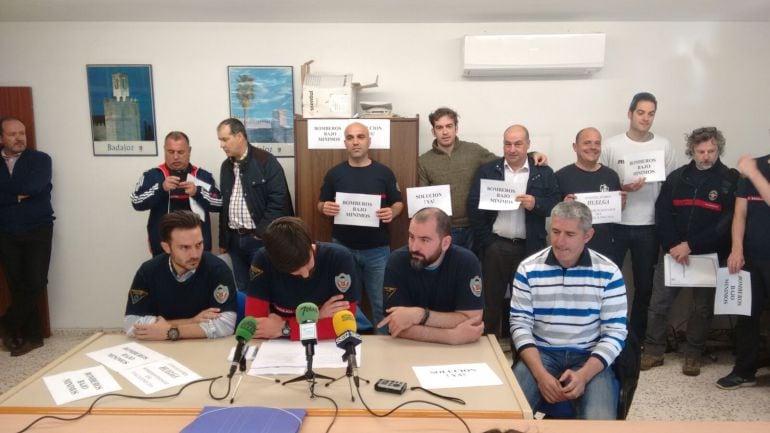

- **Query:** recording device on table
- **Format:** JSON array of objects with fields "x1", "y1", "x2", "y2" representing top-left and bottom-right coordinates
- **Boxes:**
[
  {"x1": 374, "y1": 378, "x2": 407, "y2": 395},
  {"x1": 282, "y1": 302, "x2": 333, "y2": 388},
  {"x1": 326, "y1": 310, "x2": 370, "y2": 400}
]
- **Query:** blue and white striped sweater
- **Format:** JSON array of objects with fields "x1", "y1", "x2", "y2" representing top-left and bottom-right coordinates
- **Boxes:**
[{"x1": 510, "y1": 247, "x2": 627, "y2": 368}]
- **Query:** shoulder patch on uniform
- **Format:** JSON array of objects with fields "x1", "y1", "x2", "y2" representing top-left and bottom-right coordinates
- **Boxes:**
[
  {"x1": 129, "y1": 289, "x2": 148, "y2": 305},
  {"x1": 334, "y1": 273, "x2": 351, "y2": 293},
  {"x1": 469, "y1": 276, "x2": 482, "y2": 297},
  {"x1": 383, "y1": 286, "x2": 397, "y2": 299},
  {"x1": 708, "y1": 190, "x2": 718, "y2": 201},
  {"x1": 213, "y1": 284, "x2": 230, "y2": 304},
  {"x1": 249, "y1": 265, "x2": 263, "y2": 280}
]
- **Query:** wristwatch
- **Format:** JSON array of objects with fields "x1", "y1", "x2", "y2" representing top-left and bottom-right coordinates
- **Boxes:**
[
  {"x1": 281, "y1": 321, "x2": 290, "y2": 338},
  {"x1": 167, "y1": 326, "x2": 180, "y2": 341}
]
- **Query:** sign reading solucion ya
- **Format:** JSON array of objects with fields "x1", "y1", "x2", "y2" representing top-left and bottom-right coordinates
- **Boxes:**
[
  {"x1": 228, "y1": 66, "x2": 295, "y2": 158},
  {"x1": 406, "y1": 185, "x2": 452, "y2": 217},
  {"x1": 307, "y1": 119, "x2": 391, "y2": 149},
  {"x1": 87, "y1": 65, "x2": 158, "y2": 156}
]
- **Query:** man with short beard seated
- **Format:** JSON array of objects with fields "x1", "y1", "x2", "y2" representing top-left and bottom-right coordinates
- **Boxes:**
[{"x1": 377, "y1": 207, "x2": 483, "y2": 344}]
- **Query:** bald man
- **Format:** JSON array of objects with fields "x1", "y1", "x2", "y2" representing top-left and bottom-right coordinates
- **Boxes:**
[
  {"x1": 468, "y1": 124, "x2": 560, "y2": 337},
  {"x1": 555, "y1": 127, "x2": 624, "y2": 267},
  {"x1": 318, "y1": 122, "x2": 403, "y2": 332}
]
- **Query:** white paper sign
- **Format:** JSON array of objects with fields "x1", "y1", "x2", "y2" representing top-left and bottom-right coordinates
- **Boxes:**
[
  {"x1": 119, "y1": 359, "x2": 202, "y2": 395},
  {"x1": 574, "y1": 191, "x2": 622, "y2": 224},
  {"x1": 307, "y1": 119, "x2": 390, "y2": 149},
  {"x1": 623, "y1": 150, "x2": 666, "y2": 183},
  {"x1": 86, "y1": 342, "x2": 168, "y2": 373},
  {"x1": 334, "y1": 192, "x2": 381, "y2": 227},
  {"x1": 664, "y1": 253, "x2": 718, "y2": 287},
  {"x1": 412, "y1": 363, "x2": 502, "y2": 390},
  {"x1": 250, "y1": 339, "x2": 360, "y2": 371},
  {"x1": 715, "y1": 268, "x2": 752, "y2": 316},
  {"x1": 406, "y1": 185, "x2": 452, "y2": 218},
  {"x1": 43, "y1": 365, "x2": 122, "y2": 405},
  {"x1": 478, "y1": 179, "x2": 521, "y2": 211}
]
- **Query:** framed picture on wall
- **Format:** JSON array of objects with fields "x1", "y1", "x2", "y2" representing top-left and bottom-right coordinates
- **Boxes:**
[
  {"x1": 227, "y1": 66, "x2": 295, "y2": 158},
  {"x1": 86, "y1": 64, "x2": 157, "y2": 156}
]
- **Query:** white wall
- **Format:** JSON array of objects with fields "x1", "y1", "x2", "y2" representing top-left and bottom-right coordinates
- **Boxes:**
[{"x1": 0, "y1": 21, "x2": 768, "y2": 329}]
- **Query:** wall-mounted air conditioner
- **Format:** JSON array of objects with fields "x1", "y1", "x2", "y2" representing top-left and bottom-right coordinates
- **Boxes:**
[{"x1": 463, "y1": 33, "x2": 606, "y2": 77}]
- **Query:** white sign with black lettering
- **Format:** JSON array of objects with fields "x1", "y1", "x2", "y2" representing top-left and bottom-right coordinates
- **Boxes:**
[
  {"x1": 574, "y1": 191, "x2": 622, "y2": 224},
  {"x1": 86, "y1": 342, "x2": 167, "y2": 373},
  {"x1": 43, "y1": 365, "x2": 121, "y2": 405},
  {"x1": 664, "y1": 253, "x2": 718, "y2": 287},
  {"x1": 623, "y1": 150, "x2": 666, "y2": 183},
  {"x1": 307, "y1": 119, "x2": 390, "y2": 149},
  {"x1": 715, "y1": 268, "x2": 752, "y2": 316},
  {"x1": 334, "y1": 192, "x2": 381, "y2": 228},
  {"x1": 406, "y1": 185, "x2": 452, "y2": 217},
  {"x1": 478, "y1": 179, "x2": 521, "y2": 211},
  {"x1": 119, "y1": 359, "x2": 201, "y2": 395},
  {"x1": 412, "y1": 363, "x2": 502, "y2": 390}
]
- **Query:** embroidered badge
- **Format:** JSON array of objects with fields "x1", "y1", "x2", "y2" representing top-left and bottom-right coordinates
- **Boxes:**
[
  {"x1": 335, "y1": 273, "x2": 352, "y2": 293},
  {"x1": 469, "y1": 276, "x2": 483, "y2": 297},
  {"x1": 599, "y1": 183, "x2": 609, "y2": 192},
  {"x1": 213, "y1": 285, "x2": 229, "y2": 304},
  {"x1": 129, "y1": 289, "x2": 148, "y2": 305},
  {"x1": 383, "y1": 286, "x2": 397, "y2": 299},
  {"x1": 249, "y1": 265, "x2": 263, "y2": 281},
  {"x1": 708, "y1": 190, "x2": 718, "y2": 201}
]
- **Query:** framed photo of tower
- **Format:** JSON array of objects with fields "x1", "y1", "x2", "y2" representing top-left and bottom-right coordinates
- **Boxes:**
[
  {"x1": 227, "y1": 66, "x2": 295, "y2": 158},
  {"x1": 86, "y1": 64, "x2": 158, "y2": 156}
]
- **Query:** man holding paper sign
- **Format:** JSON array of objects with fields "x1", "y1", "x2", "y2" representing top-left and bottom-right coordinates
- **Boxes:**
[
  {"x1": 468, "y1": 124, "x2": 560, "y2": 337},
  {"x1": 641, "y1": 127, "x2": 738, "y2": 376},
  {"x1": 600, "y1": 92, "x2": 677, "y2": 341},
  {"x1": 716, "y1": 152, "x2": 770, "y2": 389},
  {"x1": 556, "y1": 127, "x2": 624, "y2": 266},
  {"x1": 318, "y1": 122, "x2": 403, "y2": 331}
]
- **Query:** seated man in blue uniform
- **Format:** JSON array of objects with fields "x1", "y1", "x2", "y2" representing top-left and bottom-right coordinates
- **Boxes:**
[
  {"x1": 244, "y1": 217, "x2": 359, "y2": 341},
  {"x1": 377, "y1": 207, "x2": 484, "y2": 344},
  {"x1": 124, "y1": 210, "x2": 237, "y2": 341},
  {"x1": 510, "y1": 201, "x2": 627, "y2": 419}
]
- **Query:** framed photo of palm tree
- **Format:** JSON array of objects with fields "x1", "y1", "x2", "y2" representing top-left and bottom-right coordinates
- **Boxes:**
[{"x1": 227, "y1": 66, "x2": 295, "y2": 157}]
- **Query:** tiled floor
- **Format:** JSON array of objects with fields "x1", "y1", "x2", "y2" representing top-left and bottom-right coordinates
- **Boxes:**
[{"x1": 2, "y1": 331, "x2": 769, "y2": 421}]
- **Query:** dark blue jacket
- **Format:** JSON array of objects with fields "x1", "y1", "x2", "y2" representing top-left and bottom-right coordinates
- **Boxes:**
[
  {"x1": 468, "y1": 156, "x2": 560, "y2": 255},
  {"x1": 0, "y1": 148, "x2": 54, "y2": 233},
  {"x1": 130, "y1": 163, "x2": 222, "y2": 255},
  {"x1": 219, "y1": 144, "x2": 293, "y2": 248},
  {"x1": 655, "y1": 159, "x2": 738, "y2": 261}
]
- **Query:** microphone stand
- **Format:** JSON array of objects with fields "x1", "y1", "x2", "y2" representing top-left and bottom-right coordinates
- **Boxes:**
[
  {"x1": 325, "y1": 348, "x2": 370, "y2": 402},
  {"x1": 229, "y1": 345, "x2": 280, "y2": 404},
  {"x1": 282, "y1": 342, "x2": 334, "y2": 395}
]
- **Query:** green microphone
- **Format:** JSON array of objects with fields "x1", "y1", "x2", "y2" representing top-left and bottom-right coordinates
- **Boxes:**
[
  {"x1": 229, "y1": 316, "x2": 257, "y2": 378},
  {"x1": 296, "y1": 302, "x2": 319, "y2": 346}
]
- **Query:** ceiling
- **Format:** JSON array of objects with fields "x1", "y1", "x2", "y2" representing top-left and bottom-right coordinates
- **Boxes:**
[{"x1": 2, "y1": 0, "x2": 770, "y2": 23}]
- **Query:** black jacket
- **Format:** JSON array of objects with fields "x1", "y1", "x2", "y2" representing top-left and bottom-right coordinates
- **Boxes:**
[
  {"x1": 655, "y1": 159, "x2": 738, "y2": 261},
  {"x1": 0, "y1": 148, "x2": 54, "y2": 233},
  {"x1": 219, "y1": 145, "x2": 293, "y2": 248},
  {"x1": 468, "y1": 156, "x2": 560, "y2": 255}
]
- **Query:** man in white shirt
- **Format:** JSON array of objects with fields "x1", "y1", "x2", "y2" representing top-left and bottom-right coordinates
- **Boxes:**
[{"x1": 600, "y1": 92, "x2": 677, "y2": 341}]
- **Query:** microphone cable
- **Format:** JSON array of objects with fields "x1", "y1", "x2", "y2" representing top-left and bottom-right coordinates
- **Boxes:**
[
  {"x1": 14, "y1": 375, "x2": 231, "y2": 433},
  {"x1": 354, "y1": 382, "x2": 471, "y2": 433}
]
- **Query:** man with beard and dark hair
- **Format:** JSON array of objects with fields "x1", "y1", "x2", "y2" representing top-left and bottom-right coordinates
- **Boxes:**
[{"x1": 378, "y1": 207, "x2": 483, "y2": 344}]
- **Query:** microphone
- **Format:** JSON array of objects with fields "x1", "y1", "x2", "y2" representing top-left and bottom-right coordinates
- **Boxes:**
[
  {"x1": 296, "y1": 302, "x2": 319, "y2": 346},
  {"x1": 228, "y1": 316, "x2": 257, "y2": 378},
  {"x1": 333, "y1": 310, "x2": 362, "y2": 386}
]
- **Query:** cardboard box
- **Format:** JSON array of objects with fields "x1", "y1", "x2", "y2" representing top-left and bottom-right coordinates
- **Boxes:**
[{"x1": 301, "y1": 60, "x2": 377, "y2": 118}]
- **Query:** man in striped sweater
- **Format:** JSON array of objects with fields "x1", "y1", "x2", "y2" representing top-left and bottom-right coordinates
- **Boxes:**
[{"x1": 510, "y1": 201, "x2": 627, "y2": 419}]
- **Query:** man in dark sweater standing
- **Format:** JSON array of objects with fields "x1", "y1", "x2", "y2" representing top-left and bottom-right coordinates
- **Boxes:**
[{"x1": 0, "y1": 117, "x2": 54, "y2": 356}]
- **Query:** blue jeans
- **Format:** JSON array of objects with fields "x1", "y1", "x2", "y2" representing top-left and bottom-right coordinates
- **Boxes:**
[
  {"x1": 451, "y1": 227, "x2": 474, "y2": 251},
  {"x1": 613, "y1": 225, "x2": 659, "y2": 341},
  {"x1": 334, "y1": 241, "x2": 389, "y2": 334},
  {"x1": 644, "y1": 255, "x2": 714, "y2": 356},
  {"x1": 227, "y1": 232, "x2": 263, "y2": 293},
  {"x1": 513, "y1": 349, "x2": 618, "y2": 419}
]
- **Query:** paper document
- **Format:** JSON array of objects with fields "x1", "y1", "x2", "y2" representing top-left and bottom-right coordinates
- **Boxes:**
[
  {"x1": 412, "y1": 363, "x2": 502, "y2": 390},
  {"x1": 573, "y1": 191, "x2": 622, "y2": 224},
  {"x1": 251, "y1": 339, "x2": 360, "y2": 371},
  {"x1": 43, "y1": 365, "x2": 121, "y2": 405},
  {"x1": 715, "y1": 268, "x2": 752, "y2": 316},
  {"x1": 334, "y1": 192, "x2": 381, "y2": 227},
  {"x1": 663, "y1": 253, "x2": 718, "y2": 287},
  {"x1": 86, "y1": 342, "x2": 168, "y2": 373},
  {"x1": 119, "y1": 358, "x2": 202, "y2": 394},
  {"x1": 406, "y1": 185, "x2": 452, "y2": 217},
  {"x1": 478, "y1": 179, "x2": 521, "y2": 211},
  {"x1": 181, "y1": 406, "x2": 306, "y2": 433},
  {"x1": 622, "y1": 150, "x2": 666, "y2": 183},
  {"x1": 307, "y1": 119, "x2": 390, "y2": 149}
]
